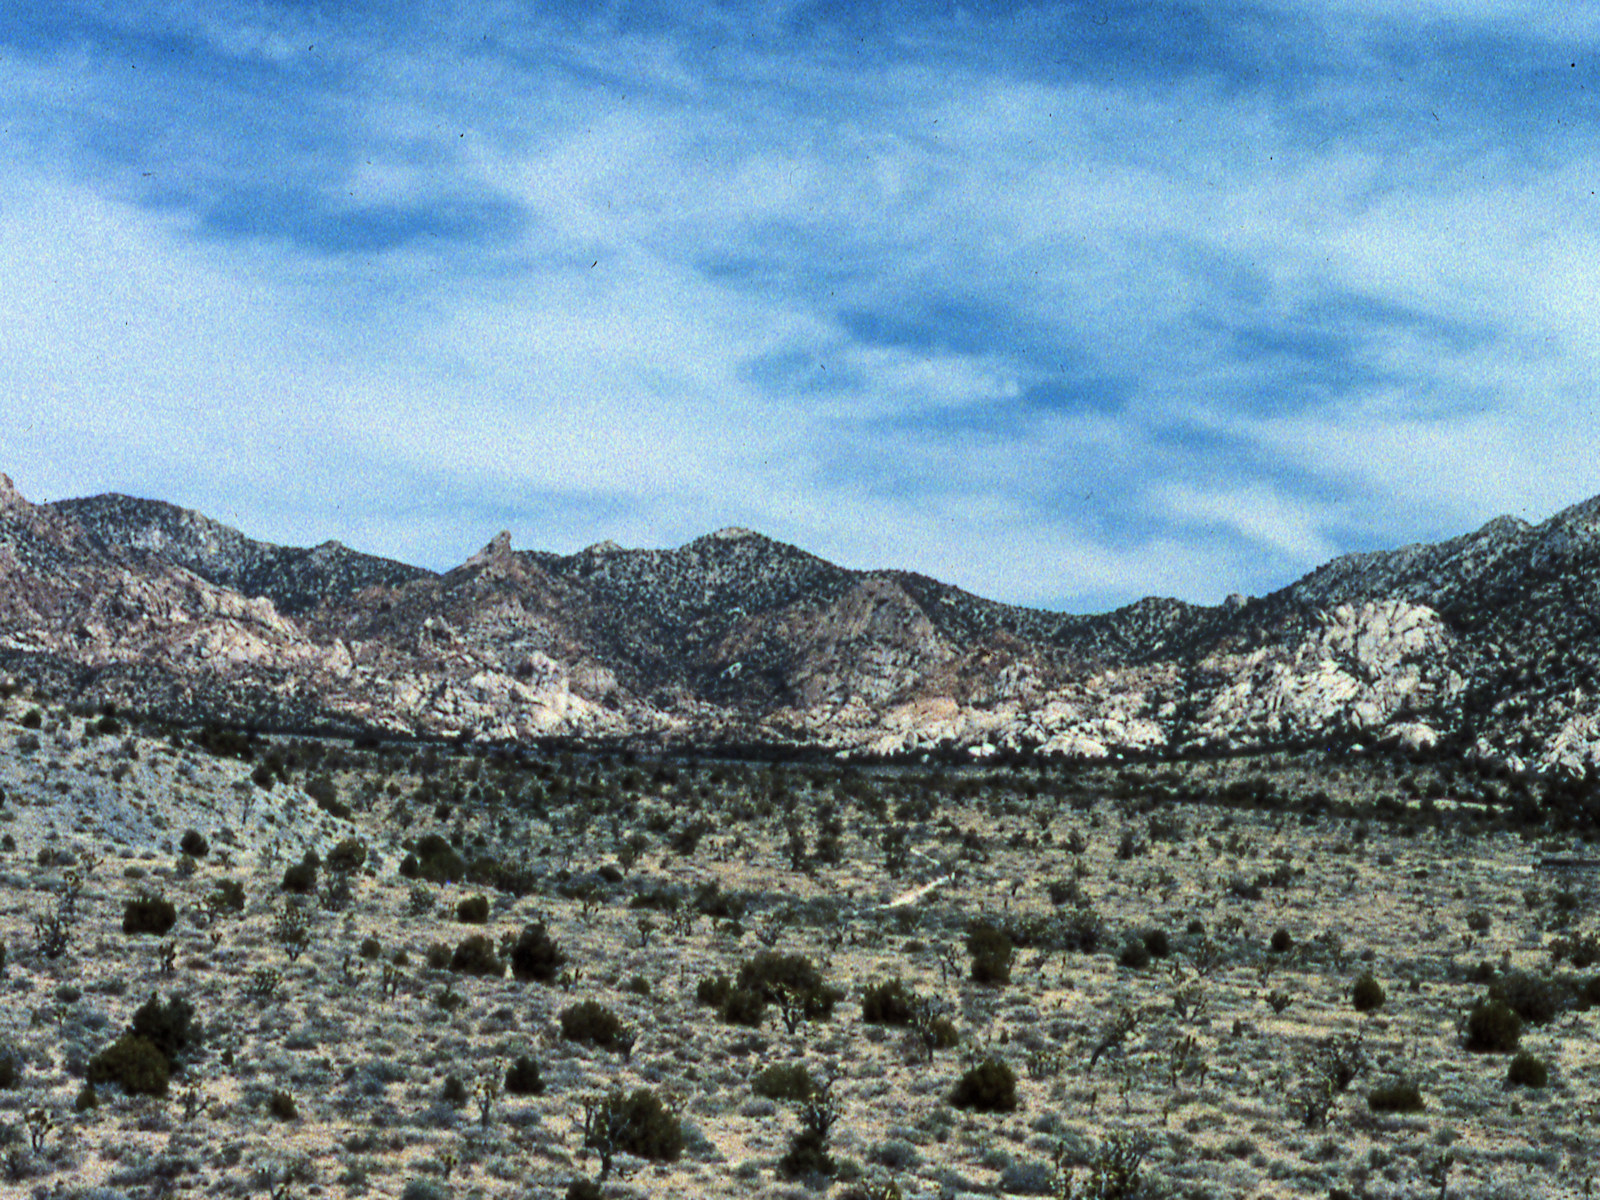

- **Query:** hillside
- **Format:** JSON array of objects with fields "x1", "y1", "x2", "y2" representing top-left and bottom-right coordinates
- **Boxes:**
[{"x1": 0, "y1": 473, "x2": 1595, "y2": 774}]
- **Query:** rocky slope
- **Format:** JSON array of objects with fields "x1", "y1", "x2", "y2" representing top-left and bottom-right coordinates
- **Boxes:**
[{"x1": 2, "y1": 473, "x2": 1598, "y2": 772}]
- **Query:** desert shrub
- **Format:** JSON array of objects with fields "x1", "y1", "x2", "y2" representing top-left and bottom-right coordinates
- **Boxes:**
[
  {"x1": 967, "y1": 921, "x2": 1014, "y2": 986},
  {"x1": 1366, "y1": 1081, "x2": 1424, "y2": 1112},
  {"x1": 696, "y1": 973, "x2": 766, "y2": 1025},
  {"x1": 358, "y1": 936, "x2": 382, "y2": 960},
  {"x1": 267, "y1": 1089, "x2": 299, "y2": 1120},
  {"x1": 449, "y1": 934, "x2": 503, "y2": 976},
  {"x1": 0, "y1": 1042, "x2": 19, "y2": 1089},
  {"x1": 179, "y1": 829, "x2": 209, "y2": 858},
  {"x1": 86, "y1": 1034, "x2": 170, "y2": 1096},
  {"x1": 752, "y1": 1063, "x2": 819, "y2": 1101},
  {"x1": 999, "y1": 1160, "x2": 1056, "y2": 1194},
  {"x1": 404, "y1": 835, "x2": 466, "y2": 884},
  {"x1": 131, "y1": 993, "x2": 200, "y2": 1063},
  {"x1": 602, "y1": 1087, "x2": 685, "y2": 1160},
  {"x1": 735, "y1": 952, "x2": 840, "y2": 1020},
  {"x1": 862, "y1": 978, "x2": 917, "y2": 1025},
  {"x1": 1490, "y1": 972, "x2": 1563, "y2": 1025},
  {"x1": 779, "y1": 1116, "x2": 837, "y2": 1179},
  {"x1": 1465, "y1": 999, "x2": 1523, "y2": 1053},
  {"x1": 696, "y1": 974, "x2": 732, "y2": 1007},
  {"x1": 1142, "y1": 927, "x2": 1172, "y2": 959},
  {"x1": 1507, "y1": 1051, "x2": 1549, "y2": 1088},
  {"x1": 455, "y1": 895, "x2": 490, "y2": 924},
  {"x1": 122, "y1": 895, "x2": 177, "y2": 936},
  {"x1": 402, "y1": 1181, "x2": 451, "y2": 1200},
  {"x1": 305, "y1": 773, "x2": 351, "y2": 819},
  {"x1": 951, "y1": 1058, "x2": 1018, "y2": 1111},
  {"x1": 504, "y1": 1055, "x2": 545, "y2": 1096},
  {"x1": 425, "y1": 942, "x2": 452, "y2": 970},
  {"x1": 1118, "y1": 939, "x2": 1152, "y2": 970},
  {"x1": 693, "y1": 880, "x2": 747, "y2": 921},
  {"x1": 1270, "y1": 928, "x2": 1293, "y2": 953},
  {"x1": 326, "y1": 838, "x2": 367, "y2": 874},
  {"x1": 509, "y1": 922, "x2": 568, "y2": 984},
  {"x1": 560, "y1": 1000, "x2": 628, "y2": 1051},
  {"x1": 1465, "y1": 909, "x2": 1492, "y2": 934},
  {"x1": 441, "y1": 1074, "x2": 468, "y2": 1106},
  {"x1": 280, "y1": 855, "x2": 318, "y2": 895},
  {"x1": 629, "y1": 884, "x2": 682, "y2": 913},
  {"x1": 205, "y1": 877, "x2": 246, "y2": 914},
  {"x1": 565, "y1": 1181, "x2": 603, "y2": 1200},
  {"x1": 1352, "y1": 973, "x2": 1386, "y2": 1013}
]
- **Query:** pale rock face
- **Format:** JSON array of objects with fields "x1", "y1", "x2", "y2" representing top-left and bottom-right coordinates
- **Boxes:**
[{"x1": 2, "y1": 474, "x2": 1599, "y2": 771}]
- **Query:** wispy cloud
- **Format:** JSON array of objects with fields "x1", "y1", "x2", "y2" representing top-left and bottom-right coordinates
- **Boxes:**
[{"x1": 1, "y1": 1, "x2": 1597, "y2": 610}]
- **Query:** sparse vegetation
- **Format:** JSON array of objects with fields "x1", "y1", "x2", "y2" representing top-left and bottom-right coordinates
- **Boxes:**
[{"x1": 0, "y1": 716, "x2": 1595, "y2": 1196}]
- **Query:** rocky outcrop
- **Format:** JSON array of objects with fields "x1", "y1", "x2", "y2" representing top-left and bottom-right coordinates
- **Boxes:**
[{"x1": 3, "y1": 476, "x2": 1600, "y2": 771}]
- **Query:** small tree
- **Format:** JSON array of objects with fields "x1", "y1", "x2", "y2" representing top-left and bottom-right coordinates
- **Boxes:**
[
  {"x1": 779, "y1": 1082, "x2": 840, "y2": 1179},
  {"x1": 509, "y1": 922, "x2": 568, "y2": 984},
  {"x1": 967, "y1": 921, "x2": 1014, "y2": 986}
]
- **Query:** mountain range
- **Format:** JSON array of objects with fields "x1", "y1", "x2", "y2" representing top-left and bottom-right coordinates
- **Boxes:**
[{"x1": 3, "y1": 472, "x2": 1598, "y2": 774}]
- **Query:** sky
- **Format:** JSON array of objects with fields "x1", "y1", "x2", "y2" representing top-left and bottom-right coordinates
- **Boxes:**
[{"x1": 3, "y1": 1, "x2": 1599, "y2": 612}]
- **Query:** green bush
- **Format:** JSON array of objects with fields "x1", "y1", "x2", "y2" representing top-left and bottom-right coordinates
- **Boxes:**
[
  {"x1": 752, "y1": 1063, "x2": 819, "y2": 1101},
  {"x1": 455, "y1": 894, "x2": 490, "y2": 924},
  {"x1": 1491, "y1": 972, "x2": 1562, "y2": 1026},
  {"x1": 862, "y1": 977, "x2": 917, "y2": 1025},
  {"x1": 509, "y1": 922, "x2": 568, "y2": 984},
  {"x1": 565, "y1": 1181, "x2": 603, "y2": 1200},
  {"x1": 505, "y1": 1055, "x2": 545, "y2": 1096},
  {"x1": 268, "y1": 1089, "x2": 299, "y2": 1120},
  {"x1": 696, "y1": 974, "x2": 732, "y2": 1008},
  {"x1": 86, "y1": 1034, "x2": 170, "y2": 1096},
  {"x1": 280, "y1": 856, "x2": 318, "y2": 895},
  {"x1": 0, "y1": 1042, "x2": 19, "y2": 1090},
  {"x1": 179, "y1": 829, "x2": 209, "y2": 858},
  {"x1": 1142, "y1": 928, "x2": 1172, "y2": 959},
  {"x1": 1270, "y1": 928, "x2": 1293, "y2": 953},
  {"x1": 950, "y1": 1058, "x2": 1018, "y2": 1112},
  {"x1": 735, "y1": 952, "x2": 840, "y2": 1021},
  {"x1": 326, "y1": 837, "x2": 367, "y2": 874},
  {"x1": 449, "y1": 934, "x2": 503, "y2": 976},
  {"x1": 1352, "y1": 973, "x2": 1386, "y2": 1013},
  {"x1": 779, "y1": 1122, "x2": 837, "y2": 1180},
  {"x1": 441, "y1": 1074, "x2": 468, "y2": 1106},
  {"x1": 425, "y1": 942, "x2": 452, "y2": 970},
  {"x1": 1366, "y1": 1081, "x2": 1424, "y2": 1112},
  {"x1": 1118, "y1": 939, "x2": 1152, "y2": 970},
  {"x1": 206, "y1": 877, "x2": 246, "y2": 914},
  {"x1": 696, "y1": 973, "x2": 766, "y2": 1025},
  {"x1": 598, "y1": 1088, "x2": 684, "y2": 1161},
  {"x1": 358, "y1": 936, "x2": 382, "y2": 960},
  {"x1": 1507, "y1": 1052, "x2": 1549, "y2": 1088},
  {"x1": 404, "y1": 834, "x2": 466, "y2": 884},
  {"x1": 1466, "y1": 999, "x2": 1523, "y2": 1053},
  {"x1": 122, "y1": 894, "x2": 177, "y2": 936},
  {"x1": 131, "y1": 992, "x2": 200, "y2": 1063},
  {"x1": 306, "y1": 773, "x2": 351, "y2": 819},
  {"x1": 560, "y1": 1000, "x2": 629, "y2": 1051},
  {"x1": 967, "y1": 921, "x2": 1014, "y2": 986}
]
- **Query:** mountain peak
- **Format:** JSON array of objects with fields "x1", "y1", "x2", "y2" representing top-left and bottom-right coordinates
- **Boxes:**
[{"x1": 464, "y1": 531, "x2": 514, "y2": 566}]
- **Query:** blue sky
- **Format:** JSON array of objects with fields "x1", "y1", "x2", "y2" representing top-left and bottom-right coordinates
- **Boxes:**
[{"x1": 3, "y1": 1, "x2": 1599, "y2": 611}]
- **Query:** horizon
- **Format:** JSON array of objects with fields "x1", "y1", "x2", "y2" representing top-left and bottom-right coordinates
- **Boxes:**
[
  {"x1": 29, "y1": 472, "x2": 1596, "y2": 615},
  {"x1": 4, "y1": 3, "x2": 1599, "y2": 613}
]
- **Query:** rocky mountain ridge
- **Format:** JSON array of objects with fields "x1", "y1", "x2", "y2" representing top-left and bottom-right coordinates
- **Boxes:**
[{"x1": 3, "y1": 473, "x2": 1599, "y2": 773}]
